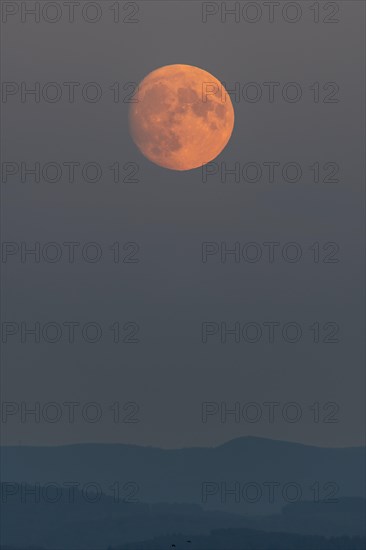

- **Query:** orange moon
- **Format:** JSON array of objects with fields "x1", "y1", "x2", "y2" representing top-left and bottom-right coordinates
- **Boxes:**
[{"x1": 129, "y1": 64, "x2": 235, "y2": 171}]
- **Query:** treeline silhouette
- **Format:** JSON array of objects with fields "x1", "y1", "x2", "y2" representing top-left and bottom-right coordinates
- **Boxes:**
[
  {"x1": 1, "y1": 481, "x2": 365, "y2": 549},
  {"x1": 119, "y1": 528, "x2": 366, "y2": 550}
]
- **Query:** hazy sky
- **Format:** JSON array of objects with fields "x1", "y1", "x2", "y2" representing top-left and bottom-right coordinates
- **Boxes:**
[{"x1": 1, "y1": 0, "x2": 365, "y2": 448}]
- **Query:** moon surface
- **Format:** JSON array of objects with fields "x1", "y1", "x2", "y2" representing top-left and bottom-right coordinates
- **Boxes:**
[{"x1": 129, "y1": 64, "x2": 235, "y2": 171}]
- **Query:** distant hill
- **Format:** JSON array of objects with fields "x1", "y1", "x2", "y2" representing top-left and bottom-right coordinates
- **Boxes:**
[
  {"x1": 248, "y1": 497, "x2": 366, "y2": 538},
  {"x1": 1, "y1": 437, "x2": 364, "y2": 516}
]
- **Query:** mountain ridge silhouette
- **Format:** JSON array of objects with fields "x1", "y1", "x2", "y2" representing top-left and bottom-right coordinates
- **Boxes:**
[{"x1": 2, "y1": 436, "x2": 364, "y2": 517}]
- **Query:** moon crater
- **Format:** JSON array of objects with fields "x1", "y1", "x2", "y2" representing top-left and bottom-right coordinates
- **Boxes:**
[{"x1": 129, "y1": 64, "x2": 235, "y2": 171}]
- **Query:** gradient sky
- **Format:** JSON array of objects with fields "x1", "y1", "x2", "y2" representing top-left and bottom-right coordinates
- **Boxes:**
[{"x1": 1, "y1": 0, "x2": 365, "y2": 448}]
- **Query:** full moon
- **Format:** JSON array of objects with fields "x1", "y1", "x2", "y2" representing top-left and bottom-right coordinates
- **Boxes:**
[{"x1": 129, "y1": 64, "x2": 235, "y2": 171}]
